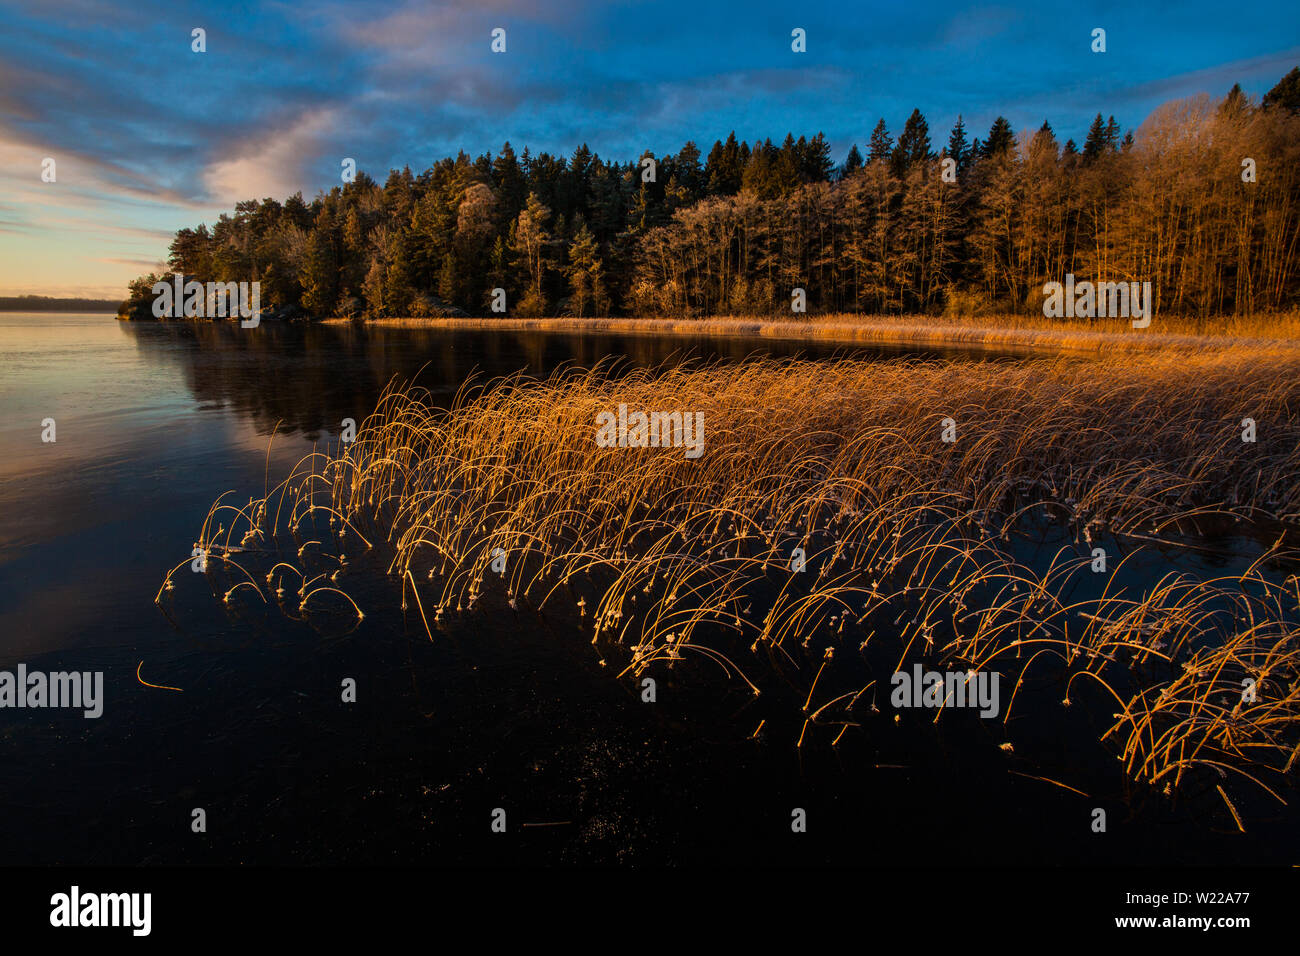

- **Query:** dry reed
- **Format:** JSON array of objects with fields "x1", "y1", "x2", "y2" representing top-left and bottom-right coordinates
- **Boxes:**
[
  {"x1": 321, "y1": 312, "x2": 1300, "y2": 357},
  {"x1": 160, "y1": 349, "x2": 1300, "y2": 820}
]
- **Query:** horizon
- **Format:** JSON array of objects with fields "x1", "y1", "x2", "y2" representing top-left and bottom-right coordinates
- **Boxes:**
[{"x1": 1, "y1": 0, "x2": 1298, "y2": 298}]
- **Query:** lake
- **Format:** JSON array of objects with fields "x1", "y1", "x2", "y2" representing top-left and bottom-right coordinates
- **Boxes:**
[{"x1": 0, "y1": 313, "x2": 1293, "y2": 865}]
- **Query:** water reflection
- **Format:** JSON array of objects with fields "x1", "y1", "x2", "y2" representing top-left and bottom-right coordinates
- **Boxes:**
[{"x1": 117, "y1": 319, "x2": 993, "y2": 438}]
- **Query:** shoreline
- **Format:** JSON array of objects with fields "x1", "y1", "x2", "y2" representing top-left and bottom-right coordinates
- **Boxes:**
[{"x1": 316, "y1": 314, "x2": 1300, "y2": 356}]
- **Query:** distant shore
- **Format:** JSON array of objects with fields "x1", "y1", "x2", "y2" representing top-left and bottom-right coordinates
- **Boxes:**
[{"x1": 1, "y1": 296, "x2": 119, "y2": 312}]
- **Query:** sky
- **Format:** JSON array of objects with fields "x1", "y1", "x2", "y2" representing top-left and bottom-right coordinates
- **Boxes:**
[{"x1": 0, "y1": 0, "x2": 1297, "y2": 299}]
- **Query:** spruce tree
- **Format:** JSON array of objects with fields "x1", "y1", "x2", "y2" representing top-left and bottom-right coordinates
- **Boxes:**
[
  {"x1": 1103, "y1": 115, "x2": 1121, "y2": 150},
  {"x1": 983, "y1": 116, "x2": 1015, "y2": 158},
  {"x1": 868, "y1": 119, "x2": 893, "y2": 164},
  {"x1": 841, "y1": 144, "x2": 864, "y2": 178},
  {"x1": 1262, "y1": 66, "x2": 1300, "y2": 114},
  {"x1": 1082, "y1": 113, "x2": 1108, "y2": 161},
  {"x1": 946, "y1": 115, "x2": 969, "y2": 173},
  {"x1": 891, "y1": 108, "x2": 932, "y2": 177},
  {"x1": 805, "y1": 132, "x2": 835, "y2": 182},
  {"x1": 1220, "y1": 82, "x2": 1249, "y2": 117}
]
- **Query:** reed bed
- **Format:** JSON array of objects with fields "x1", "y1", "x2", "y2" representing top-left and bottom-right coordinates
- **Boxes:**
[
  {"x1": 322, "y1": 312, "x2": 1300, "y2": 357},
  {"x1": 161, "y1": 350, "x2": 1300, "y2": 821}
]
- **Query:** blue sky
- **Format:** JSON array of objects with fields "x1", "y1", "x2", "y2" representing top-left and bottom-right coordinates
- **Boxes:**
[{"x1": 1, "y1": 0, "x2": 1297, "y2": 298}]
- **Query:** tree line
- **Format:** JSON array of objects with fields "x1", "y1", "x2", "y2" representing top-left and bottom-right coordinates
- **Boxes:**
[
  {"x1": 123, "y1": 67, "x2": 1300, "y2": 320},
  {"x1": 2, "y1": 295, "x2": 120, "y2": 312}
]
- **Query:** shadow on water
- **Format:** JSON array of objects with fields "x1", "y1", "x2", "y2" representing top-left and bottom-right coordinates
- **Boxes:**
[{"x1": 117, "y1": 319, "x2": 1023, "y2": 438}]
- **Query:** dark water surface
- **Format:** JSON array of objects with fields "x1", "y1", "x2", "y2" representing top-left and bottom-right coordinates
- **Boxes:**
[{"x1": 0, "y1": 314, "x2": 1293, "y2": 865}]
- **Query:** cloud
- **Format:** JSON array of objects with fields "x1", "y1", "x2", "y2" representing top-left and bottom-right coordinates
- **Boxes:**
[
  {"x1": 1111, "y1": 47, "x2": 1300, "y2": 107},
  {"x1": 0, "y1": 282, "x2": 129, "y2": 298},
  {"x1": 202, "y1": 107, "x2": 345, "y2": 205},
  {"x1": 93, "y1": 256, "x2": 167, "y2": 269}
]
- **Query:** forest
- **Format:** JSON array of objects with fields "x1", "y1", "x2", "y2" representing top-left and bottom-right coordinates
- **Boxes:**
[{"x1": 121, "y1": 68, "x2": 1300, "y2": 321}]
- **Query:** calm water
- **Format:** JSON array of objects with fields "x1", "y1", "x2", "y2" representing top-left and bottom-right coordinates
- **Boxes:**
[{"x1": 0, "y1": 313, "x2": 1293, "y2": 865}]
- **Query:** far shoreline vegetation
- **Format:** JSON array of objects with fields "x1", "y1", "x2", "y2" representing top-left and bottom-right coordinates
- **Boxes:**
[
  {"x1": 2, "y1": 295, "x2": 120, "y2": 312},
  {"x1": 118, "y1": 69, "x2": 1300, "y2": 336}
]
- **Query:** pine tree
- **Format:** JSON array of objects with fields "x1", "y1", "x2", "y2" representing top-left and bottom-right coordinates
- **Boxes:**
[
  {"x1": 1262, "y1": 66, "x2": 1300, "y2": 114},
  {"x1": 776, "y1": 133, "x2": 802, "y2": 193},
  {"x1": 868, "y1": 119, "x2": 893, "y2": 164},
  {"x1": 382, "y1": 231, "x2": 415, "y2": 315},
  {"x1": 341, "y1": 208, "x2": 367, "y2": 300},
  {"x1": 676, "y1": 140, "x2": 703, "y2": 198},
  {"x1": 805, "y1": 132, "x2": 835, "y2": 182},
  {"x1": 408, "y1": 188, "x2": 456, "y2": 290},
  {"x1": 891, "y1": 108, "x2": 932, "y2": 177},
  {"x1": 510, "y1": 193, "x2": 552, "y2": 314},
  {"x1": 946, "y1": 115, "x2": 969, "y2": 173},
  {"x1": 1082, "y1": 113, "x2": 1108, "y2": 162},
  {"x1": 705, "y1": 131, "x2": 744, "y2": 194},
  {"x1": 1103, "y1": 115, "x2": 1121, "y2": 150},
  {"x1": 362, "y1": 256, "x2": 386, "y2": 317},
  {"x1": 488, "y1": 235, "x2": 509, "y2": 296},
  {"x1": 1029, "y1": 121, "x2": 1058, "y2": 159},
  {"x1": 437, "y1": 253, "x2": 458, "y2": 303},
  {"x1": 381, "y1": 168, "x2": 414, "y2": 224},
  {"x1": 841, "y1": 144, "x2": 864, "y2": 178},
  {"x1": 566, "y1": 223, "x2": 608, "y2": 316},
  {"x1": 1220, "y1": 82, "x2": 1250, "y2": 117},
  {"x1": 743, "y1": 139, "x2": 781, "y2": 199},
  {"x1": 301, "y1": 209, "x2": 339, "y2": 316},
  {"x1": 983, "y1": 117, "x2": 1015, "y2": 158}
]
